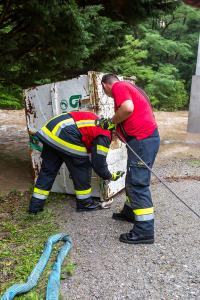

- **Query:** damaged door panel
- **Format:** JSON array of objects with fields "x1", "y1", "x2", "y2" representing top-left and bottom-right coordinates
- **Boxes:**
[{"x1": 24, "y1": 72, "x2": 135, "y2": 200}]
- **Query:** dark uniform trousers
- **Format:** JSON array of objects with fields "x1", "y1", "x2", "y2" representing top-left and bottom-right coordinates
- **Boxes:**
[
  {"x1": 122, "y1": 128, "x2": 160, "y2": 236},
  {"x1": 29, "y1": 143, "x2": 92, "y2": 212}
]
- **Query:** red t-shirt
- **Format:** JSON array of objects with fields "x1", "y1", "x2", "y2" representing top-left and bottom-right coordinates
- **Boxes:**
[{"x1": 112, "y1": 81, "x2": 157, "y2": 140}]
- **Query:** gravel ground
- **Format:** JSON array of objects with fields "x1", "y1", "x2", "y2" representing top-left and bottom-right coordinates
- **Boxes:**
[{"x1": 58, "y1": 159, "x2": 200, "y2": 300}]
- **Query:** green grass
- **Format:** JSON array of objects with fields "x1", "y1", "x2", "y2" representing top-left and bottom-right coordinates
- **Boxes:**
[
  {"x1": 61, "y1": 260, "x2": 77, "y2": 278},
  {"x1": 188, "y1": 159, "x2": 200, "y2": 167},
  {"x1": 0, "y1": 191, "x2": 74, "y2": 299}
]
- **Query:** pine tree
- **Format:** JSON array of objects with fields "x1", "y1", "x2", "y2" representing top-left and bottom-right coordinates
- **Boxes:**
[{"x1": 0, "y1": 0, "x2": 178, "y2": 88}]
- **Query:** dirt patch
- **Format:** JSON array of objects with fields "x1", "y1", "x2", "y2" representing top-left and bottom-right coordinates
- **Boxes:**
[
  {"x1": 154, "y1": 111, "x2": 200, "y2": 161},
  {"x1": 151, "y1": 174, "x2": 200, "y2": 185},
  {"x1": 164, "y1": 175, "x2": 200, "y2": 182},
  {"x1": 0, "y1": 190, "x2": 29, "y2": 215}
]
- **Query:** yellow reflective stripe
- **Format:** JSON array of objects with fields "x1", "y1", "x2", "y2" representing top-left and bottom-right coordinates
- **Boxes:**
[
  {"x1": 134, "y1": 207, "x2": 154, "y2": 215},
  {"x1": 97, "y1": 145, "x2": 109, "y2": 153},
  {"x1": 43, "y1": 113, "x2": 69, "y2": 127},
  {"x1": 34, "y1": 187, "x2": 49, "y2": 196},
  {"x1": 52, "y1": 118, "x2": 74, "y2": 135},
  {"x1": 41, "y1": 126, "x2": 87, "y2": 153},
  {"x1": 77, "y1": 124, "x2": 95, "y2": 128},
  {"x1": 76, "y1": 120, "x2": 96, "y2": 128},
  {"x1": 75, "y1": 188, "x2": 92, "y2": 195}
]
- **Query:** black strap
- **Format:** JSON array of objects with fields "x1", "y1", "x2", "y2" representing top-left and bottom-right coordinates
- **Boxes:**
[
  {"x1": 133, "y1": 84, "x2": 153, "y2": 110},
  {"x1": 118, "y1": 124, "x2": 129, "y2": 140}
]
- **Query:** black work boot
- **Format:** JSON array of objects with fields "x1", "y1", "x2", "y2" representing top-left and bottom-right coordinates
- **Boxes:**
[
  {"x1": 29, "y1": 198, "x2": 45, "y2": 214},
  {"x1": 119, "y1": 230, "x2": 154, "y2": 244},
  {"x1": 112, "y1": 211, "x2": 134, "y2": 223},
  {"x1": 76, "y1": 200, "x2": 101, "y2": 212}
]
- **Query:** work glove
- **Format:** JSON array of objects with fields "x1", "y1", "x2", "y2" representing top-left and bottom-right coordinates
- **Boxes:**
[
  {"x1": 29, "y1": 134, "x2": 43, "y2": 152},
  {"x1": 111, "y1": 171, "x2": 125, "y2": 181},
  {"x1": 95, "y1": 117, "x2": 116, "y2": 131}
]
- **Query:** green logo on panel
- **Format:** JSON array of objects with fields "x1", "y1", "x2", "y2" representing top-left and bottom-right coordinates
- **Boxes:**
[
  {"x1": 69, "y1": 95, "x2": 82, "y2": 110},
  {"x1": 60, "y1": 95, "x2": 82, "y2": 112},
  {"x1": 60, "y1": 99, "x2": 68, "y2": 112}
]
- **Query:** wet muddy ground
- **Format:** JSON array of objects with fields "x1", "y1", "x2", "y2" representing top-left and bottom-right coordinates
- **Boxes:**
[
  {"x1": 0, "y1": 109, "x2": 200, "y2": 194},
  {"x1": 155, "y1": 111, "x2": 200, "y2": 161},
  {"x1": 0, "y1": 110, "x2": 32, "y2": 194}
]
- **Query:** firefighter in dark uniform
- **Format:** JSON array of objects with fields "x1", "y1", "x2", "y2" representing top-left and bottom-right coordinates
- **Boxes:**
[
  {"x1": 98, "y1": 74, "x2": 160, "y2": 245},
  {"x1": 29, "y1": 111, "x2": 124, "y2": 213}
]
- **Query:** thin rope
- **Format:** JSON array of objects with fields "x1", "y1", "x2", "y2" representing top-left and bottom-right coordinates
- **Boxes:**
[{"x1": 115, "y1": 130, "x2": 200, "y2": 220}]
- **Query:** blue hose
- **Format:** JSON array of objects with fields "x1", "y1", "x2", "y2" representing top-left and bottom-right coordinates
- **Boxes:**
[{"x1": 1, "y1": 233, "x2": 72, "y2": 300}]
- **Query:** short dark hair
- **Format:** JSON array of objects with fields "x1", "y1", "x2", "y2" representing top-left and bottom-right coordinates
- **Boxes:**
[{"x1": 101, "y1": 73, "x2": 119, "y2": 84}]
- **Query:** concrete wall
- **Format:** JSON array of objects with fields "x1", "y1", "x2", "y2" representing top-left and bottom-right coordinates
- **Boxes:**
[{"x1": 187, "y1": 75, "x2": 200, "y2": 133}]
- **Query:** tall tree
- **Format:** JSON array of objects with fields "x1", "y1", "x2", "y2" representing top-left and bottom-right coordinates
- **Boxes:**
[
  {"x1": 149, "y1": 3, "x2": 200, "y2": 90},
  {"x1": 0, "y1": 0, "x2": 178, "y2": 88},
  {"x1": 0, "y1": 1, "x2": 125, "y2": 87},
  {"x1": 76, "y1": 0, "x2": 179, "y2": 23},
  {"x1": 103, "y1": 3, "x2": 199, "y2": 110}
]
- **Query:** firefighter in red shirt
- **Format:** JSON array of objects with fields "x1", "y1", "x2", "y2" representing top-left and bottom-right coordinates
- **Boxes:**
[
  {"x1": 29, "y1": 111, "x2": 124, "y2": 213},
  {"x1": 99, "y1": 74, "x2": 160, "y2": 245}
]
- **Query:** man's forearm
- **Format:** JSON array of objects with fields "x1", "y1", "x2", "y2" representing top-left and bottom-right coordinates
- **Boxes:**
[
  {"x1": 112, "y1": 100, "x2": 134, "y2": 124},
  {"x1": 112, "y1": 109, "x2": 131, "y2": 124}
]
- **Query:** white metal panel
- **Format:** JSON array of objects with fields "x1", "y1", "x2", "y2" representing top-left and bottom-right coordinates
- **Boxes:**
[
  {"x1": 51, "y1": 75, "x2": 92, "y2": 194},
  {"x1": 88, "y1": 71, "x2": 127, "y2": 199},
  {"x1": 24, "y1": 83, "x2": 71, "y2": 192},
  {"x1": 49, "y1": 76, "x2": 106, "y2": 197},
  {"x1": 51, "y1": 75, "x2": 89, "y2": 115},
  {"x1": 50, "y1": 76, "x2": 90, "y2": 195},
  {"x1": 25, "y1": 83, "x2": 53, "y2": 130},
  {"x1": 24, "y1": 84, "x2": 53, "y2": 179},
  {"x1": 24, "y1": 72, "x2": 130, "y2": 200}
]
